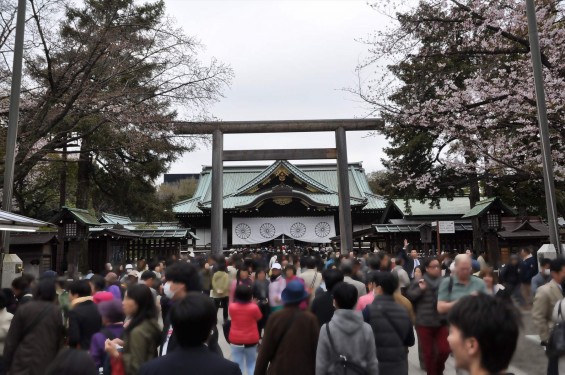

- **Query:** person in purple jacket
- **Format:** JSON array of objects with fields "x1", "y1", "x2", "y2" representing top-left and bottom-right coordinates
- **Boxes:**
[
  {"x1": 104, "y1": 272, "x2": 123, "y2": 301},
  {"x1": 89, "y1": 300, "x2": 125, "y2": 368}
]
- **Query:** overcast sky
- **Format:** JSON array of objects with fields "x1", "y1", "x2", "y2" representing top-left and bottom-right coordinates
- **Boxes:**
[{"x1": 163, "y1": 0, "x2": 390, "y2": 178}]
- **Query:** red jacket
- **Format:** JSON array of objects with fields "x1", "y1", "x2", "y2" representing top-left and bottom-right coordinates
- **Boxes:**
[{"x1": 228, "y1": 302, "x2": 262, "y2": 345}]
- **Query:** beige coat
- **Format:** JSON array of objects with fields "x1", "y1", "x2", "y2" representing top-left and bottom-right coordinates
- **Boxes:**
[
  {"x1": 211, "y1": 271, "x2": 230, "y2": 298},
  {"x1": 0, "y1": 308, "x2": 13, "y2": 354},
  {"x1": 532, "y1": 279, "x2": 563, "y2": 342}
]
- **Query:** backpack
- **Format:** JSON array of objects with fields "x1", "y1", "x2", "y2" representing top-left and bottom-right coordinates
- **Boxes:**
[
  {"x1": 100, "y1": 328, "x2": 118, "y2": 375},
  {"x1": 325, "y1": 324, "x2": 368, "y2": 375}
]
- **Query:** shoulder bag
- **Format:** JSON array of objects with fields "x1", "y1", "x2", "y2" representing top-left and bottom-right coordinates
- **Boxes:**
[
  {"x1": 325, "y1": 324, "x2": 367, "y2": 375},
  {"x1": 547, "y1": 300, "x2": 565, "y2": 358}
]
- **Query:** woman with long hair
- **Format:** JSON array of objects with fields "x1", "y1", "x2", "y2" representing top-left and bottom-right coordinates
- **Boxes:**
[
  {"x1": 105, "y1": 284, "x2": 161, "y2": 375},
  {"x1": 229, "y1": 268, "x2": 253, "y2": 302}
]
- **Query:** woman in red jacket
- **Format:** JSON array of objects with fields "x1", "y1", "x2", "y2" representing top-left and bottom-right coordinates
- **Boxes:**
[{"x1": 229, "y1": 285, "x2": 262, "y2": 375}]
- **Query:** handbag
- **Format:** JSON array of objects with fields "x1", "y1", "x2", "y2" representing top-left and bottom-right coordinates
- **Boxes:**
[
  {"x1": 111, "y1": 355, "x2": 126, "y2": 375},
  {"x1": 547, "y1": 301, "x2": 565, "y2": 358}
]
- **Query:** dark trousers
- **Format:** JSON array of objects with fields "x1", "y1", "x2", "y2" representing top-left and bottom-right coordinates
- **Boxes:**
[
  {"x1": 548, "y1": 355, "x2": 558, "y2": 375},
  {"x1": 214, "y1": 297, "x2": 229, "y2": 321},
  {"x1": 416, "y1": 325, "x2": 451, "y2": 375},
  {"x1": 257, "y1": 302, "x2": 270, "y2": 336},
  {"x1": 507, "y1": 283, "x2": 526, "y2": 306}
]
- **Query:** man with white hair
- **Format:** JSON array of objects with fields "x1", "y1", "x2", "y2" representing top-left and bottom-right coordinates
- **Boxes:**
[{"x1": 437, "y1": 254, "x2": 486, "y2": 314}]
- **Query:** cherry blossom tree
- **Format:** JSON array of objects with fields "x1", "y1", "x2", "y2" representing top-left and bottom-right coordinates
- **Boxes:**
[
  {"x1": 0, "y1": 0, "x2": 232, "y2": 218},
  {"x1": 356, "y1": 0, "x2": 565, "y2": 214}
]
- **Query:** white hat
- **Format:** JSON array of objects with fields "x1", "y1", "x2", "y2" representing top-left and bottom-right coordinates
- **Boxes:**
[
  {"x1": 272, "y1": 263, "x2": 282, "y2": 270},
  {"x1": 125, "y1": 264, "x2": 134, "y2": 270}
]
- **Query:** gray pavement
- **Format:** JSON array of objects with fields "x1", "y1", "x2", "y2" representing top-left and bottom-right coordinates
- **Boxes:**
[{"x1": 216, "y1": 308, "x2": 545, "y2": 375}]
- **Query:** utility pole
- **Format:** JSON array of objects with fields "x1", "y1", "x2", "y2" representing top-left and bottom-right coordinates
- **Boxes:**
[
  {"x1": 1, "y1": 0, "x2": 27, "y2": 254},
  {"x1": 436, "y1": 221, "x2": 441, "y2": 254},
  {"x1": 525, "y1": 0, "x2": 561, "y2": 252}
]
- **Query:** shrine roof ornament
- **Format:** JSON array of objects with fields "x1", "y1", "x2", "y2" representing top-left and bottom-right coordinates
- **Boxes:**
[{"x1": 234, "y1": 160, "x2": 335, "y2": 196}]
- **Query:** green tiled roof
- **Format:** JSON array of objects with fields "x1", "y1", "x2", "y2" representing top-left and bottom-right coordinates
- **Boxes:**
[
  {"x1": 173, "y1": 161, "x2": 387, "y2": 214},
  {"x1": 393, "y1": 197, "x2": 471, "y2": 217},
  {"x1": 60, "y1": 207, "x2": 101, "y2": 226},
  {"x1": 462, "y1": 197, "x2": 517, "y2": 218},
  {"x1": 99, "y1": 212, "x2": 132, "y2": 224}
]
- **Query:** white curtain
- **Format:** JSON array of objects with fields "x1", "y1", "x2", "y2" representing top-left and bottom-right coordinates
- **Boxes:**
[{"x1": 232, "y1": 216, "x2": 336, "y2": 245}]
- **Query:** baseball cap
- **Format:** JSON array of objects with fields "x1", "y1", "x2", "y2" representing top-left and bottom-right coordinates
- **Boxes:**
[
  {"x1": 125, "y1": 264, "x2": 134, "y2": 270},
  {"x1": 272, "y1": 263, "x2": 282, "y2": 270},
  {"x1": 105, "y1": 272, "x2": 118, "y2": 283},
  {"x1": 128, "y1": 270, "x2": 140, "y2": 278}
]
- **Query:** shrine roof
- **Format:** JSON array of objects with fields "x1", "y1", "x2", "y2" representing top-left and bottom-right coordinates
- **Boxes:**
[
  {"x1": 173, "y1": 161, "x2": 387, "y2": 214},
  {"x1": 462, "y1": 197, "x2": 517, "y2": 218},
  {"x1": 99, "y1": 213, "x2": 132, "y2": 225},
  {"x1": 392, "y1": 197, "x2": 472, "y2": 217},
  {"x1": 50, "y1": 207, "x2": 101, "y2": 226}
]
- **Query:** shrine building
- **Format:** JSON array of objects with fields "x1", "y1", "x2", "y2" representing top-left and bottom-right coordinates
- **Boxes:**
[{"x1": 173, "y1": 160, "x2": 387, "y2": 249}]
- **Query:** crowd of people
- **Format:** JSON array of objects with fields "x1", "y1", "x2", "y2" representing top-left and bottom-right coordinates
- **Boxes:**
[{"x1": 0, "y1": 243, "x2": 541, "y2": 375}]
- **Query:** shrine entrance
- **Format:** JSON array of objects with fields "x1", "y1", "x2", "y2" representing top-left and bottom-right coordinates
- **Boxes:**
[{"x1": 175, "y1": 119, "x2": 382, "y2": 255}]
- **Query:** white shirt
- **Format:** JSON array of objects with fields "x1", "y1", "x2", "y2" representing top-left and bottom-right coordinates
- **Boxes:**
[{"x1": 412, "y1": 258, "x2": 420, "y2": 278}]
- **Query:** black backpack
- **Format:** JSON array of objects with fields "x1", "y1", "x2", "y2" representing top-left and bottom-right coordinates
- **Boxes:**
[{"x1": 325, "y1": 324, "x2": 368, "y2": 375}]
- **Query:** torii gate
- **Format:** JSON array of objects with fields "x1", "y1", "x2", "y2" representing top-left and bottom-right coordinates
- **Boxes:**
[{"x1": 175, "y1": 119, "x2": 383, "y2": 255}]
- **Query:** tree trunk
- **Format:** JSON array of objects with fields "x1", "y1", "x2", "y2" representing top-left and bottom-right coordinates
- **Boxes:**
[
  {"x1": 76, "y1": 138, "x2": 91, "y2": 209},
  {"x1": 483, "y1": 156, "x2": 494, "y2": 197},
  {"x1": 469, "y1": 173, "x2": 483, "y2": 255},
  {"x1": 59, "y1": 137, "x2": 67, "y2": 208}
]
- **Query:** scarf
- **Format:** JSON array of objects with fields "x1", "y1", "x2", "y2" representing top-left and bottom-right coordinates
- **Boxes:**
[
  {"x1": 71, "y1": 296, "x2": 93, "y2": 308},
  {"x1": 423, "y1": 274, "x2": 442, "y2": 290}
]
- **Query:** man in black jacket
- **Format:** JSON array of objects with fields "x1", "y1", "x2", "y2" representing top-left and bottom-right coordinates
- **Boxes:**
[
  {"x1": 160, "y1": 262, "x2": 222, "y2": 356},
  {"x1": 68, "y1": 280, "x2": 102, "y2": 350},
  {"x1": 363, "y1": 272, "x2": 415, "y2": 375},
  {"x1": 403, "y1": 249, "x2": 420, "y2": 281},
  {"x1": 140, "y1": 293, "x2": 241, "y2": 375},
  {"x1": 310, "y1": 269, "x2": 344, "y2": 327},
  {"x1": 500, "y1": 254, "x2": 525, "y2": 306},
  {"x1": 519, "y1": 247, "x2": 538, "y2": 306}
]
